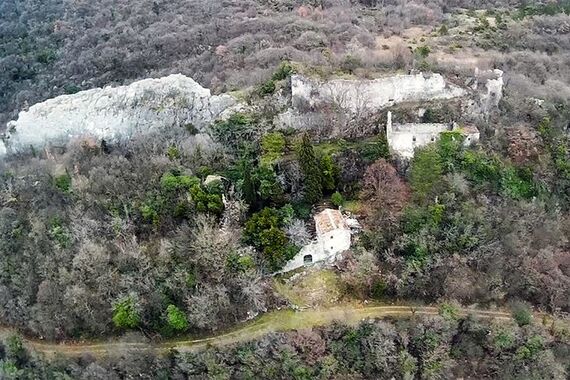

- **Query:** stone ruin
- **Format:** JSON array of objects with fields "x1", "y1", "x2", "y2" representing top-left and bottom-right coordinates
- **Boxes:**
[
  {"x1": 289, "y1": 72, "x2": 467, "y2": 113},
  {"x1": 276, "y1": 69, "x2": 503, "y2": 153},
  {"x1": 386, "y1": 111, "x2": 480, "y2": 159},
  {"x1": 0, "y1": 68, "x2": 503, "y2": 160}
]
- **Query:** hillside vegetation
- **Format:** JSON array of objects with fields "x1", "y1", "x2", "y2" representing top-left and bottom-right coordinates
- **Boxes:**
[{"x1": 0, "y1": 0, "x2": 569, "y2": 379}]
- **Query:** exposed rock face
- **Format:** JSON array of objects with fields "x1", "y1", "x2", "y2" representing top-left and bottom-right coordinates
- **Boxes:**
[
  {"x1": 290, "y1": 73, "x2": 467, "y2": 113},
  {"x1": 479, "y1": 69, "x2": 504, "y2": 114},
  {"x1": 1, "y1": 74, "x2": 238, "y2": 156}
]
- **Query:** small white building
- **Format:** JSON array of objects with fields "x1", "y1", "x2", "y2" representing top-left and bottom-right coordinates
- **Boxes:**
[
  {"x1": 281, "y1": 209, "x2": 352, "y2": 273},
  {"x1": 386, "y1": 111, "x2": 479, "y2": 159}
]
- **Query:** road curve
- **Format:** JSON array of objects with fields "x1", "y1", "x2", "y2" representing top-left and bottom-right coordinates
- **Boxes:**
[{"x1": 0, "y1": 305, "x2": 523, "y2": 357}]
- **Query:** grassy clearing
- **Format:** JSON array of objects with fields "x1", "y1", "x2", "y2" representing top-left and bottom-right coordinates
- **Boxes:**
[{"x1": 273, "y1": 268, "x2": 344, "y2": 309}]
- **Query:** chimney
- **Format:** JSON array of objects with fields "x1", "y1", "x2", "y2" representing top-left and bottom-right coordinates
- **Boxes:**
[{"x1": 386, "y1": 111, "x2": 393, "y2": 141}]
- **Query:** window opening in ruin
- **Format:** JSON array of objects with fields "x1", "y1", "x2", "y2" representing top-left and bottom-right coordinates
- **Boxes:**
[
  {"x1": 303, "y1": 255, "x2": 313, "y2": 264},
  {"x1": 412, "y1": 136, "x2": 416, "y2": 142}
]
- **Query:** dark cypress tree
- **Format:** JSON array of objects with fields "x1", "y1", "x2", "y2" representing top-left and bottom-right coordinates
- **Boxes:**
[
  {"x1": 240, "y1": 158, "x2": 257, "y2": 210},
  {"x1": 297, "y1": 133, "x2": 323, "y2": 204}
]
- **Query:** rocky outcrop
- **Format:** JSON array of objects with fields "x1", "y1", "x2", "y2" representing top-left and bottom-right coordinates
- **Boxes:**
[
  {"x1": 474, "y1": 68, "x2": 504, "y2": 116},
  {"x1": 1, "y1": 74, "x2": 238, "y2": 156}
]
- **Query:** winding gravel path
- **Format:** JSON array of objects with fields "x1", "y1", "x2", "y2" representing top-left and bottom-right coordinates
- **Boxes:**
[{"x1": 0, "y1": 304, "x2": 527, "y2": 357}]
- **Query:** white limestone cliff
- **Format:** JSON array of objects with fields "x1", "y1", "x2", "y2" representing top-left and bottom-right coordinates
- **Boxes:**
[{"x1": 1, "y1": 74, "x2": 238, "y2": 156}]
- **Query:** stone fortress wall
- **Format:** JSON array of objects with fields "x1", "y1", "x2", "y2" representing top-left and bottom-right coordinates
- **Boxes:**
[{"x1": 290, "y1": 72, "x2": 467, "y2": 113}]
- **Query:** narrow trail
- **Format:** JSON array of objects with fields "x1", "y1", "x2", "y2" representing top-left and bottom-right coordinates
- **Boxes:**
[{"x1": 0, "y1": 305, "x2": 525, "y2": 357}]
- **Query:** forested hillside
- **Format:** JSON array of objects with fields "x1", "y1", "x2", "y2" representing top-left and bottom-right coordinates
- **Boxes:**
[
  {"x1": 1, "y1": 313, "x2": 569, "y2": 379},
  {"x1": 0, "y1": 1, "x2": 569, "y2": 379}
]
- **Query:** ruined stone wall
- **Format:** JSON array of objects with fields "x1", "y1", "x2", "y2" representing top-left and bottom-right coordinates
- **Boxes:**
[
  {"x1": 291, "y1": 73, "x2": 467, "y2": 113},
  {"x1": 386, "y1": 111, "x2": 480, "y2": 158},
  {"x1": 1, "y1": 74, "x2": 239, "y2": 156}
]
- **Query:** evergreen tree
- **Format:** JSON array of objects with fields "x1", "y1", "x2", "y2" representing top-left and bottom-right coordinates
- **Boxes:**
[
  {"x1": 297, "y1": 133, "x2": 323, "y2": 204},
  {"x1": 320, "y1": 154, "x2": 338, "y2": 192},
  {"x1": 240, "y1": 159, "x2": 257, "y2": 209}
]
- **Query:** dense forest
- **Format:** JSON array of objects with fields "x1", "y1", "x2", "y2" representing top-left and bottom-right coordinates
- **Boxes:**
[
  {"x1": 1, "y1": 313, "x2": 569, "y2": 379},
  {"x1": 0, "y1": 0, "x2": 569, "y2": 378}
]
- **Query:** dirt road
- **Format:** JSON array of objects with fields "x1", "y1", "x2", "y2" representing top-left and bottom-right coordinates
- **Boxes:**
[{"x1": 0, "y1": 305, "x2": 522, "y2": 357}]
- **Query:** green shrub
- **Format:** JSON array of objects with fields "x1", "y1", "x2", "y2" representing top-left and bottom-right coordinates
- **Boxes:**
[
  {"x1": 166, "y1": 304, "x2": 188, "y2": 331},
  {"x1": 160, "y1": 172, "x2": 199, "y2": 192},
  {"x1": 340, "y1": 54, "x2": 361, "y2": 74},
  {"x1": 320, "y1": 153, "x2": 338, "y2": 192},
  {"x1": 244, "y1": 207, "x2": 292, "y2": 270},
  {"x1": 184, "y1": 123, "x2": 199, "y2": 134},
  {"x1": 272, "y1": 61, "x2": 294, "y2": 81},
  {"x1": 112, "y1": 296, "x2": 141, "y2": 329},
  {"x1": 211, "y1": 113, "x2": 253, "y2": 150},
  {"x1": 63, "y1": 83, "x2": 81, "y2": 94},
  {"x1": 437, "y1": 131, "x2": 464, "y2": 172},
  {"x1": 259, "y1": 80, "x2": 276, "y2": 95},
  {"x1": 410, "y1": 146, "x2": 443, "y2": 204},
  {"x1": 186, "y1": 272, "x2": 197, "y2": 288},
  {"x1": 422, "y1": 108, "x2": 443, "y2": 123},
  {"x1": 500, "y1": 167, "x2": 536, "y2": 199},
  {"x1": 293, "y1": 202, "x2": 312, "y2": 220},
  {"x1": 359, "y1": 133, "x2": 390, "y2": 162},
  {"x1": 189, "y1": 184, "x2": 224, "y2": 215},
  {"x1": 140, "y1": 201, "x2": 160, "y2": 224},
  {"x1": 36, "y1": 48, "x2": 57, "y2": 64},
  {"x1": 54, "y1": 173, "x2": 72, "y2": 193},
  {"x1": 515, "y1": 336, "x2": 544, "y2": 361},
  {"x1": 227, "y1": 253, "x2": 256, "y2": 272},
  {"x1": 5, "y1": 335, "x2": 26, "y2": 362},
  {"x1": 331, "y1": 191, "x2": 344, "y2": 207},
  {"x1": 417, "y1": 60, "x2": 431, "y2": 72},
  {"x1": 167, "y1": 145, "x2": 181, "y2": 160},
  {"x1": 512, "y1": 303, "x2": 532, "y2": 326},
  {"x1": 49, "y1": 218, "x2": 71, "y2": 248},
  {"x1": 399, "y1": 350, "x2": 418, "y2": 378},
  {"x1": 256, "y1": 164, "x2": 284, "y2": 202},
  {"x1": 493, "y1": 328, "x2": 516, "y2": 351},
  {"x1": 279, "y1": 204, "x2": 295, "y2": 225},
  {"x1": 415, "y1": 45, "x2": 431, "y2": 58},
  {"x1": 438, "y1": 302, "x2": 459, "y2": 321},
  {"x1": 461, "y1": 150, "x2": 502, "y2": 185},
  {"x1": 370, "y1": 280, "x2": 387, "y2": 299},
  {"x1": 261, "y1": 132, "x2": 286, "y2": 165}
]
